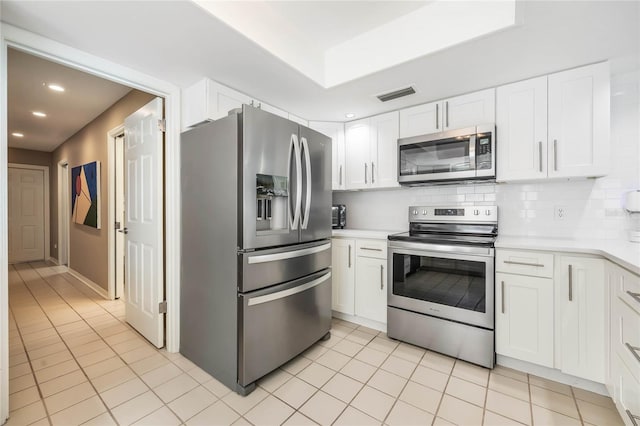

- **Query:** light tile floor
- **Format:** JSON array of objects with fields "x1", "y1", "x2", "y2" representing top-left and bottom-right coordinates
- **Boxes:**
[{"x1": 7, "y1": 262, "x2": 625, "y2": 426}]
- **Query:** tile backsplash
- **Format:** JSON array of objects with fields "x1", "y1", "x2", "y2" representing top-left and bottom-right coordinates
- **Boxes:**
[{"x1": 333, "y1": 70, "x2": 640, "y2": 241}]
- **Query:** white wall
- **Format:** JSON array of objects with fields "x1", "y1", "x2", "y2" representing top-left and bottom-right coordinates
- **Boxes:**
[{"x1": 333, "y1": 69, "x2": 640, "y2": 240}]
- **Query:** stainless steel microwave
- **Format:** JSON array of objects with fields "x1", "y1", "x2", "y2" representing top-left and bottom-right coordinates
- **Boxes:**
[{"x1": 398, "y1": 124, "x2": 495, "y2": 184}]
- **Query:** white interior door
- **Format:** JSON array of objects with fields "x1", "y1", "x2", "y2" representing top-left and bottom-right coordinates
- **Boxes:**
[
  {"x1": 124, "y1": 97, "x2": 165, "y2": 348},
  {"x1": 115, "y1": 135, "x2": 125, "y2": 299},
  {"x1": 8, "y1": 167, "x2": 45, "y2": 263}
]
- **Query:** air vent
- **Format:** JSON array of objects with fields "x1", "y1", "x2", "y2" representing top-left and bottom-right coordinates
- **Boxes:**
[{"x1": 377, "y1": 86, "x2": 416, "y2": 102}]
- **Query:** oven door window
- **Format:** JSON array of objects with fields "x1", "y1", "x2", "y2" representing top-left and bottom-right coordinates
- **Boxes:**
[
  {"x1": 392, "y1": 253, "x2": 486, "y2": 312},
  {"x1": 399, "y1": 136, "x2": 473, "y2": 176}
]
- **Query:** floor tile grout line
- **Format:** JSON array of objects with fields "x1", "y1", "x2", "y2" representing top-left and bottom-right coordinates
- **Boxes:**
[
  {"x1": 28, "y1": 261, "x2": 193, "y2": 425},
  {"x1": 13, "y1": 262, "x2": 119, "y2": 425},
  {"x1": 527, "y1": 373, "x2": 534, "y2": 426},
  {"x1": 570, "y1": 385, "x2": 586, "y2": 425}
]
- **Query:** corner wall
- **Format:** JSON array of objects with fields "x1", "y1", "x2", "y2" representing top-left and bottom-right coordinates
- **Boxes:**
[{"x1": 50, "y1": 89, "x2": 155, "y2": 290}]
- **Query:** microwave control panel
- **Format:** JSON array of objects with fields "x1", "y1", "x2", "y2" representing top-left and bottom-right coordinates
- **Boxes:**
[{"x1": 476, "y1": 136, "x2": 492, "y2": 155}]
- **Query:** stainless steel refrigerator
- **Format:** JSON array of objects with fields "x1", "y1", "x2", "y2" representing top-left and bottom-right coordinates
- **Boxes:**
[{"x1": 180, "y1": 105, "x2": 332, "y2": 395}]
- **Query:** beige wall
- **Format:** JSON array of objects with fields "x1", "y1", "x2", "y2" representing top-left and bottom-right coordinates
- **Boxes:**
[
  {"x1": 50, "y1": 89, "x2": 155, "y2": 290},
  {"x1": 8, "y1": 148, "x2": 52, "y2": 168}
]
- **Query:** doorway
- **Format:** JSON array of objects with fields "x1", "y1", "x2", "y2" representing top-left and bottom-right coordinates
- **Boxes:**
[
  {"x1": 57, "y1": 161, "x2": 69, "y2": 266},
  {"x1": 111, "y1": 131, "x2": 125, "y2": 300},
  {"x1": 7, "y1": 164, "x2": 49, "y2": 264}
]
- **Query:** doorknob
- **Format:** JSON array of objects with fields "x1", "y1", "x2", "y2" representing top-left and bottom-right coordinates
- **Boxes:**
[{"x1": 118, "y1": 228, "x2": 129, "y2": 234}]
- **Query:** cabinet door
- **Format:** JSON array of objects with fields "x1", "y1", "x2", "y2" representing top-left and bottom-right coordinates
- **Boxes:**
[
  {"x1": 496, "y1": 273, "x2": 554, "y2": 367},
  {"x1": 399, "y1": 101, "x2": 442, "y2": 138},
  {"x1": 355, "y1": 256, "x2": 387, "y2": 323},
  {"x1": 331, "y1": 239, "x2": 355, "y2": 315},
  {"x1": 370, "y1": 111, "x2": 400, "y2": 189},
  {"x1": 309, "y1": 121, "x2": 346, "y2": 190},
  {"x1": 208, "y1": 80, "x2": 253, "y2": 121},
  {"x1": 548, "y1": 62, "x2": 610, "y2": 178},
  {"x1": 444, "y1": 88, "x2": 495, "y2": 130},
  {"x1": 345, "y1": 119, "x2": 371, "y2": 189},
  {"x1": 555, "y1": 256, "x2": 606, "y2": 383},
  {"x1": 496, "y1": 76, "x2": 548, "y2": 181}
]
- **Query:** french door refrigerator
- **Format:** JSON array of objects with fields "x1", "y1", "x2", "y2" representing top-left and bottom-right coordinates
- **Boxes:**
[{"x1": 180, "y1": 105, "x2": 332, "y2": 395}]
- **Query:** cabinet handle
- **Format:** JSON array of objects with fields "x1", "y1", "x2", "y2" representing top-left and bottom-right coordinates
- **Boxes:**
[
  {"x1": 501, "y1": 281, "x2": 505, "y2": 314},
  {"x1": 568, "y1": 264, "x2": 573, "y2": 301},
  {"x1": 627, "y1": 410, "x2": 640, "y2": 426},
  {"x1": 364, "y1": 163, "x2": 368, "y2": 184},
  {"x1": 538, "y1": 141, "x2": 543, "y2": 172},
  {"x1": 553, "y1": 139, "x2": 558, "y2": 171},
  {"x1": 348, "y1": 245, "x2": 351, "y2": 268},
  {"x1": 445, "y1": 101, "x2": 449, "y2": 128},
  {"x1": 626, "y1": 342, "x2": 640, "y2": 365},
  {"x1": 380, "y1": 265, "x2": 384, "y2": 290},
  {"x1": 503, "y1": 260, "x2": 545, "y2": 268},
  {"x1": 361, "y1": 247, "x2": 382, "y2": 252},
  {"x1": 627, "y1": 291, "x2": 640, "y2": 306},
  {"x1": 436, "y1": 104, "x2": 439, "y2": 130},
  {"x1": 339, "y1": 165, "x2": 343, "y2": 186},
  {"x1": 371, "y1": 162, "x2": 375, "y2": 184}
]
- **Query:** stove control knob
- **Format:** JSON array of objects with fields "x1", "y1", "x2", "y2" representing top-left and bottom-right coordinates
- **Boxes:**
[
  {"x1": 485, "y1": 210, "x2": 491, "y2": 216},
  {"x1": 474, "y1": 209, "x2": 480, "y2": 215},
  {"x1": 422, "y1": 209, "x2": 427, "y2": 215},
  {"x1": 412, "y1": 209, "x2": 418, "y2": 215}
]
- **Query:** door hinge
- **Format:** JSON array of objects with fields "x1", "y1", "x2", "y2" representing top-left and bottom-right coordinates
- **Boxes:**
[
  {"x1": 158, "y1": 119, "x2": 166, "y2": 132},
  {"x1": 159, "y1": 301, "x2": 167, "y2": 314},
  {"x1": 115, "y1": 221, "x2": 121, "y2": 230}
]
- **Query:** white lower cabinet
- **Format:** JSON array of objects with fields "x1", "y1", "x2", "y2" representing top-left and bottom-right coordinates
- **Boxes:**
[
  {"x1": 332, "y1": 236, "x2": 388, "y2": 325},
  {"x1": 495, "y1": 272, "x2": 554, "y2": 367},
  {"x1": 331, "y1": 239, "x2": 355, "y2": 315},
  {"x1": 555, "y1": 256, "x2": 606, "y2": 383},
  {"x1": 355, "y1": 255, "x2": 387, "y2": 324}
]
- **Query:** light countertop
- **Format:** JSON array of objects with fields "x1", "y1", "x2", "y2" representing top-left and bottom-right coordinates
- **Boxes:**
[
  {"x1": 496, "y1": 236, "x2": 640, "y2": 275},
  {"x1": 331, "y1": 229, "x2": 405, "y2": 240}
]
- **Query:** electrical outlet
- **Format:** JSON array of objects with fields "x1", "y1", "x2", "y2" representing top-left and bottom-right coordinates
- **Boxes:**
[{"x1": 555, "y1": 206, "x2": 567, "y2": 221}]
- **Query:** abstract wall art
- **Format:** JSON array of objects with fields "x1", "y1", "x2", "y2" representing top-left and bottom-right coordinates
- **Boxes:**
[{"x1": 71, "y1": 161, "x2": 100, "y2": 228}]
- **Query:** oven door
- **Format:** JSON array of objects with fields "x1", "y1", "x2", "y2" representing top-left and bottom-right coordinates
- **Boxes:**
[{"x1": 388, "y1": 241, "x2": 494, "y2": 329}]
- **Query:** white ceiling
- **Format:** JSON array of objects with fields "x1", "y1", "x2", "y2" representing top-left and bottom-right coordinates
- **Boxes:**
[
  {"x1": 8, "y1": 48, "x2": 132, "y2": 152},
  {"x1": 1, "y1": 1, "x2": 638, "y2": 123}
]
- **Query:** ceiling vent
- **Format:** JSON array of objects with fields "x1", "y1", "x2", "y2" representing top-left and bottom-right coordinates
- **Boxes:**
[{"x1": 376, "y1": 86, "x2": 416, "y2": 102}]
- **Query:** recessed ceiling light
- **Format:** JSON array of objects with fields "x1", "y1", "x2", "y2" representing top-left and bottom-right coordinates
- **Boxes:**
[
  {"x1": 32, "y1": 111, "x2": 47, "y2": 117},
  {"x1": 48, "y1": 84, "x2": 65, "y2": 92},
  {"x1": 12, "y1": 132, "x2": 24, "y2": 138},
  {"x1": 345, "y1": 113, "x2": 355, "y2": 119}
]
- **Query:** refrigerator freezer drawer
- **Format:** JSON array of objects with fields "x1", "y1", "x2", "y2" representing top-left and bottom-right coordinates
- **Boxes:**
[
  {"x1": 238, "y1": 269, "x2": 332, "y2": 387},
  {"x1": 240, "y1": 240, "x2": 331, "y2": 292}
]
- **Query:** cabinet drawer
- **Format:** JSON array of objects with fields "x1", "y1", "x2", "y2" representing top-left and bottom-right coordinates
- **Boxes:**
[
  {"x1": 612, "y1": 353, "x2": 640, "y2": 424},
  {"x1": 618, "y1": 269, "x2": 640, "y2": 316},
  {"x1": 613, "y1": 297, "x2": 640, "y2": 382},
  {"x1": 496, "y1": 249, "x2": 554, "y2": 278},
  {"x1": 356, "y1": 239, "x2": 387, "y2": 259}
]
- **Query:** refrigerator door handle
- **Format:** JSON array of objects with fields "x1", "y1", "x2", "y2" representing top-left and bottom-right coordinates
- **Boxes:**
[
  {"x1": 247, "y1": 242, "x2": 331, "y2": 264},
  {"x1": 300, "y1": 136, "x2": 312, "y2": 229},
  {"x1": 247, "y1": 271, "x2": 332, "y2": 306},
  {"x1": 288, "y1": 134, "x2": 302, "y2": 230}
]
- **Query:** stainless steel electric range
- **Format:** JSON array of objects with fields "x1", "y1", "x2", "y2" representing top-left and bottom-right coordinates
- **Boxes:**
[{"x1": 387, "y1": 205, "x2": 498, "y2": 368}]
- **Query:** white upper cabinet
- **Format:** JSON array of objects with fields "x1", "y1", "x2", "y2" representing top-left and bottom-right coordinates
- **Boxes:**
[
  {"x1": 344, "y1": 112, "x2": 399, "y2": 190},
  {"x1": 547, "y1": 62, "x2": 610, "y2": 178},
  {"x1": 288, "y1": 114, "x2": 309, "y2": 127},
  {"x1": 497, "y1": 76, "x2": 548, "y2": 181},
  {"x1": 259, "y1": 102, "x2": 289, "y2": 119},
  {"x1": 309, "y1": 121, "x2": 346, "y2": 190},
  {"x1": 443, "y1": 88, "x2": 496, "y2": 130},
  {"x1": 399, "y1": 89, "x2": 495, "y2": 138},
  {"x1": 399, "y1": 101, "x2": 442, "y2": 138}
]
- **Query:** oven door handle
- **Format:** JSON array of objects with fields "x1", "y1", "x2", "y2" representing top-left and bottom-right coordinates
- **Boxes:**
[{"x1": 388, "y1": 241, "x2": 494, "y2": 257}]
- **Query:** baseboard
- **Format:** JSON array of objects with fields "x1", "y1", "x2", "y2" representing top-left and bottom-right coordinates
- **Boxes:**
[
  {"x1": 496, "y1": 355, "x2": 609, "y2": 396},
  {"x1": 47, "y1": 257, "x2": 59, "y2": 265},
  {"x1": 67, "y1": 268, "x2": 109, "y2": 299},
  {"x1": 332, "y1": 311, "x2": 387, "y2": 333}
]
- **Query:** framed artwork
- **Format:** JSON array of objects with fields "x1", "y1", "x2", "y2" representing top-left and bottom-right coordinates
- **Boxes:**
[{"x1": 71, "y1": 161, "x2": 100, "y2": 228}]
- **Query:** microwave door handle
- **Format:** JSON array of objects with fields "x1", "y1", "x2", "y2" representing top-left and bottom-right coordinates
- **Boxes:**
[
  {"x1": 469, "y1": 135, "x2": 476, "y2": 174},
  {"x1": 300, "y1": 136, "x2": 312, "y2": 229},
  {"x1": 288, "y1": 134, "x2": 302, "y2": 230}
]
